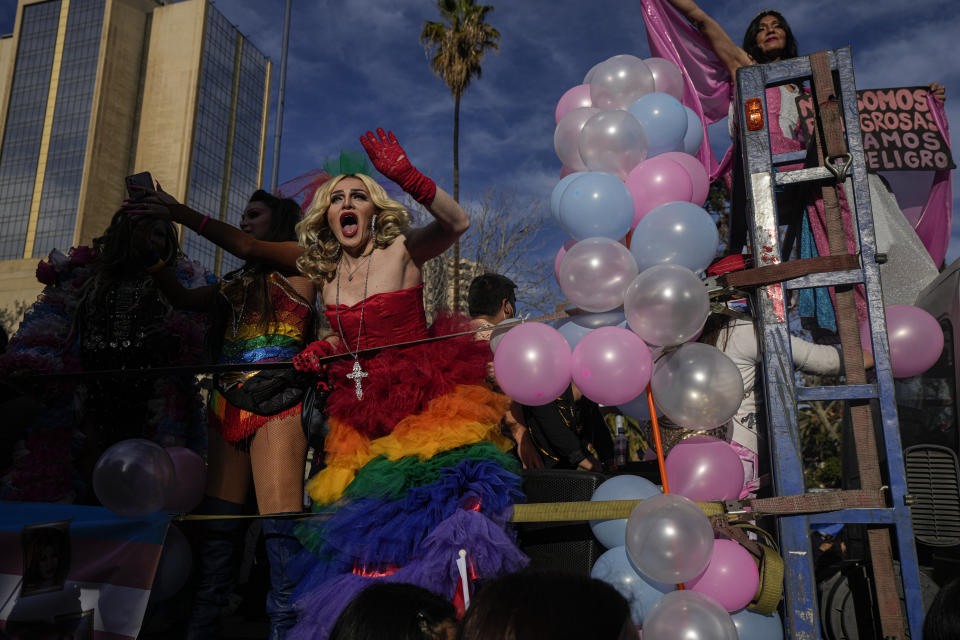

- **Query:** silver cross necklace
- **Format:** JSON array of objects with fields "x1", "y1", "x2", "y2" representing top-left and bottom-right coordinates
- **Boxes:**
[{"x1": 335, "y1": 247, "x2": 372, "y2": 400}]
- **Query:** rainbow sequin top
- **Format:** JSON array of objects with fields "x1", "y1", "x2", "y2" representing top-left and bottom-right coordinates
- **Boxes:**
[{"x1": 218, "y1": 270, "x2": 313, "y2": 388}]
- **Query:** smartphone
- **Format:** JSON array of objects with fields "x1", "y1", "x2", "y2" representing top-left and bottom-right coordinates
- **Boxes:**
[{"x1": 125, "y1": 171, "x2": 154, "y2": 198}]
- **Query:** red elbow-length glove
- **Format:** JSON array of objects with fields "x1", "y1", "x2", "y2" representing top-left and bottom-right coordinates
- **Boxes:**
[
  {"x1": 293, "y1": 339, "x2": 335, "y2": 374},
  {"x1": 360, "y1": 128, "x2": 437, "y2": 206}
]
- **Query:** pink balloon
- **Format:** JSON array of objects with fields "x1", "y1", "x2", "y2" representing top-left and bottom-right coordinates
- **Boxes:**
[
  {"x1": 644, "y1": 57, "x2": 685, "y2": 101},
  {"x1": 665, "y1": 435, "x2": 744, "y2": 501},
  {"x1": 555, "y1": 84, "x2": 593, "y2": 124},
  {"x1": 659, "y1": 151, "x2": 710, "y2": 206},
  {"x1": 687, "y1": 539, "x2": 760, "y2": 612},
  {"x1": 861, "y1": 305, "x2": 944, "y2": 378},
  {"x1": 163, "y1": 447, "x2": 206, "y2": 512},
  {"x1": 560, "y1": 164, "x2": 577, "y2": 178},
  {"x1": 554, "y1": 239, "x2": 577, "y2": 284},
  {"x1": 625, "y1": 156, "x2": 693, "y2": 225},
  {"x1": 494, "y1": 323, "x2": 572, "y2": 406},
  {"x1": 571, "y1": 327, "x2": 652, "y2": 405}
]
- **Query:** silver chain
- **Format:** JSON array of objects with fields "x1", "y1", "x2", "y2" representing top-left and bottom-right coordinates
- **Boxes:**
[{"x1": 335, "y1": 248, "x2": 372, "y2": 399}]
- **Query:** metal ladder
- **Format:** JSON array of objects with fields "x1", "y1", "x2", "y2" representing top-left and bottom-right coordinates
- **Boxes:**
[{"x1": 735, "y1": 47, "x2": 925, "y2": 639}]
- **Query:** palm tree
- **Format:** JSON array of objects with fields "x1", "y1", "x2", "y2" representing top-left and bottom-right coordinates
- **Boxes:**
[{"x1": 421, "y1": 0, "x2": 500, "y2": 310}]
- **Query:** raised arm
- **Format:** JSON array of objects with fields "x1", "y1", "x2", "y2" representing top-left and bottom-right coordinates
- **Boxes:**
[
  {"x1": 130, "y1": 232, "x2": 221, "y2": 311},
  {"x1": 123, "y1": 186, "x2": 301, "y2": 272},
  {"x1": 359, "y1": 128, "x2": 469, "y2": 267},
  {"x1": 150, "y1": 264, "x2": 221, "y2": 311},
  {"x1": 665, "y1": 0, "x2": 753, "y2": 77}
]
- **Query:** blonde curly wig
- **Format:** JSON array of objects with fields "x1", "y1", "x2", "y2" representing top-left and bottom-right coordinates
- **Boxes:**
[{"x1": 296, "y1": 174, "x2": 411, "y2": 284}]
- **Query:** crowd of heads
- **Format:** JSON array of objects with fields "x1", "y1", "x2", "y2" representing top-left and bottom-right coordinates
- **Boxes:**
[{"x1": 329, "y1": 571, "x2": 638, "y2": 640}]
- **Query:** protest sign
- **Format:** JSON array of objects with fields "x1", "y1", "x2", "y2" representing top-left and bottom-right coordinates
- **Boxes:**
[{"x1": 795, "y1": 87, "x2": 954, "y2": 172}]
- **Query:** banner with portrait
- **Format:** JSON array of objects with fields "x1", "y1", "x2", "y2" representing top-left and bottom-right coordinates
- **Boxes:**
[{"x1": 0, "y1": 501, "x2": 168, "y2": 640}]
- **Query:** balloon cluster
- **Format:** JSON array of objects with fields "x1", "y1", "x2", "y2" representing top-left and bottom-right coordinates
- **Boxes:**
[
  {"x1": 495, "y1": 52, "x2": 743, "y2": 441},
  {"x1": 587, "y1": 476, "x2": 778, "y2": 638},
  {"x1": 93, "y1": 439, "x2": 206, "y2": 518}
]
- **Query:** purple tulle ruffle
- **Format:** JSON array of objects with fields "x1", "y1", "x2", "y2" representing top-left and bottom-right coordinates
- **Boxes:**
[
  {"x1": 295, "y1": 458, "x2": 523, "y2": 576},
  {"x1": 288, "y1": 509, "x2": 529, "y2": 640}
]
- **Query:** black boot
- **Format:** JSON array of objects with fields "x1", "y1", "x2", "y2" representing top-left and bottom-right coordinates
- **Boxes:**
[
  {"x1": 185, "y1": 496, "x2": 246, "y2": 640},
  {"x1": 262, "y1": 516, "x2": 303, "y2": 640}
]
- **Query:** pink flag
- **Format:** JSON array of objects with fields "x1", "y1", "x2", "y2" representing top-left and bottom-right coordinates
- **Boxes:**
[
  {"x1": 916, "y1": 93, "x2": 953, "y2": 267},
  {"x1": 641, "y1": 0, "x2": 735, "y2": 181}
]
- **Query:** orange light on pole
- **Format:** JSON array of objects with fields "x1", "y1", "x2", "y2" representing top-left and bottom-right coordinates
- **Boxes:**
[{"x1": 745, "y1": 98, "x2": 764, "y2": 131}]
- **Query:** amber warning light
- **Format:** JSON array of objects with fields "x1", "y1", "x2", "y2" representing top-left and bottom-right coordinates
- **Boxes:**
[{"x1": 745, "y1": 98, "x2": 764, "y2": 131}]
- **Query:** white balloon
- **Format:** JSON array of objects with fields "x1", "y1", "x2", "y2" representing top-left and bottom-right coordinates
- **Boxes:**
[
  {"x1": 578, "y1": 110, "x2": 648, "y2": 180},
  {"x1": 651, "y1": 343, "x2": 744, "y2": 429},
  {"x1": 554, "y1": 107, "x2": 601, "y2": 171},
  {"x1": 624, "y1": 493, "x2": 714, "y2": 583},
  {"x1": 558, "y1": 238, "x2": 639, "y2": 313},
  {"x1": 589, "y1": 54, "x2": 656, "y2": 110},
  {"x1": 584, "y1": 60, "x2": 603, "y2": 84},
  {"x1": 643, "y1": 590, "x2": 738, "y2": 640},
  {"x1": 624, "y1": 264, "x2": 709, "y2": 347}
]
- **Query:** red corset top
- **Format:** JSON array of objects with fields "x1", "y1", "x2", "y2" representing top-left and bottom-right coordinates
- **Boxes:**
[{"x1": 324, "y1": 285, "x2": 430, "y2": 351}]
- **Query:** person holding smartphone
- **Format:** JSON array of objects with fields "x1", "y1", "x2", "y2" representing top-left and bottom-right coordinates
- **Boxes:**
[{"x1": 125, "y1": 186, "x2": 313, "y2": 640}]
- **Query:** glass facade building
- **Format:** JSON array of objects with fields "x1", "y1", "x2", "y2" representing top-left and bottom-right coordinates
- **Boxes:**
[
  {"x1": 0, "y1": 0, "x2": 61, "y2": 260},
  {"x1": 0, "y1": 0, "x2": 270, "y2": 279},
  {"x1": 33, "y1": 0, "x2": 104, "y2": 257},
  {"x1": 183, "y1": 4, "x2": 269, "y2": 276}
]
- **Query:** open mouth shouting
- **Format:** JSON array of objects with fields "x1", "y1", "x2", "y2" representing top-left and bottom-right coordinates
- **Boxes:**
[{"x1": 340, "y1": 211, "x2": 359, "y2": 238}]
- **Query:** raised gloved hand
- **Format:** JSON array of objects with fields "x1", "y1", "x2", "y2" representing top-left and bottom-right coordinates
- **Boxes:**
[
  {"x1": 359, "y1": 128, "x2": 437, "y2": 206},
  {"x1": 293, "y1": 339, "x2": 335, "y2": 374}
]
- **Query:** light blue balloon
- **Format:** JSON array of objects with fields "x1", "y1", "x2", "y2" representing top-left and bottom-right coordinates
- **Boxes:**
[
  {"x1": 572, "y1": 309, "x2": 626, "y2": 329},
  {"x1": 556, "y1": 317, "x2": 593, "y2": 349},
  {"x1": 627, "y1": 92, "x2": 688, "y2": 157},
  {"x1": 550, "y1": 172, "x2": 583, "y2": 227},
  {"x1": 589, "y1": 474, "x2": 661, "y2": 549},
  {"x1": 682, "y1": 105, "x2": 704, "y2": 155},
  {"x1": 617, "y1": 388, "x2": 663, "y2": 421},
  {"x1": 558, "y1": 172, "x2": 635, "y2": 241},
  {"x1": 629, "y1": 201, "x2": 719, "y2": 273},
  {"x1": 731, "y1": 609, "x2": 784, "y2": 639},
  {"x1": 591, "y1": 546, "x2": 673, "y2": 624},
  {"x1": 556, "y1": 310, "x2": 627, "y2": 349}
]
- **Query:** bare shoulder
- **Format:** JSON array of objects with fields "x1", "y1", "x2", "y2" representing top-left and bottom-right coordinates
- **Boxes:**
[{"x1": 285, "y1": 273, "x2": 317, "y2": 303}]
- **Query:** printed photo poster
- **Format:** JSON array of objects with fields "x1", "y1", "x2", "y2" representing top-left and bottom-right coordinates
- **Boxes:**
[
  {"x1": 1, "y1": 501, "x2": 169, "y2": 640},
  {"x1": 796, "y1": 87, "x2": 954, "y2": 172},
  {"x1": 20, "y1": 520, "x2": 71, "y2": 597}
]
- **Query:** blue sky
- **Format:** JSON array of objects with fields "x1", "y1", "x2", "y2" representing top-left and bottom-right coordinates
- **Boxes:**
[{"x1": 1, "y1": 0, "x2": 957, "y2": 264}]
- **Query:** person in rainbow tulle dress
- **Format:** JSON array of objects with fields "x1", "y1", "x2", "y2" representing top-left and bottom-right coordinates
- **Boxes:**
[{"x1": 285, "y1": 129, "x2": 527, "y2": 638}]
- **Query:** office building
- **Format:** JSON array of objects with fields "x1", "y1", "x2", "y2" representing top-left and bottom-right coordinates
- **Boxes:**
[{"x1": 0, "y1": 0, "x2": 272, "y2": 320}]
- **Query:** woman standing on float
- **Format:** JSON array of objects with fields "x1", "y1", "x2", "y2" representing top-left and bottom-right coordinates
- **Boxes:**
[
  {"x1": 660, "y1": 0, "x2": 943, "y2": 312},
  {"x1": 288, "y1": 129, "x2": 526, "y2": 640},
  {"x1": 125, "y1": 188, "x2": 312, "y2": 640}
]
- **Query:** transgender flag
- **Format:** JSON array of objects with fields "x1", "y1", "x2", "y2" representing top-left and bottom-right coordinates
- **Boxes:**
[{"x1": 0, "y1": 501, "x2": 168, "y2": 640}]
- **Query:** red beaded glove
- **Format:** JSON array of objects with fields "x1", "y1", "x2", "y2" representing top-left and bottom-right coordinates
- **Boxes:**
[
  {"x1": 293, "y1": 339, "x2": 335, "y2": 374},
  {"x1": 359, "y1": 128, "x2": 437, "y2": 206}
]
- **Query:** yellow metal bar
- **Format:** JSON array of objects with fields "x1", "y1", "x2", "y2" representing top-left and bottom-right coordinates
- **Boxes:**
[
  {"x1": 509, "y1": 499, "x2": 724, "y2": 523},
  {"x1": 24, "y1": 0, "x2": 71, "y2": 259},
  {"x1": 258, "y1": 58, "x2": 271, "y2": 190}
]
